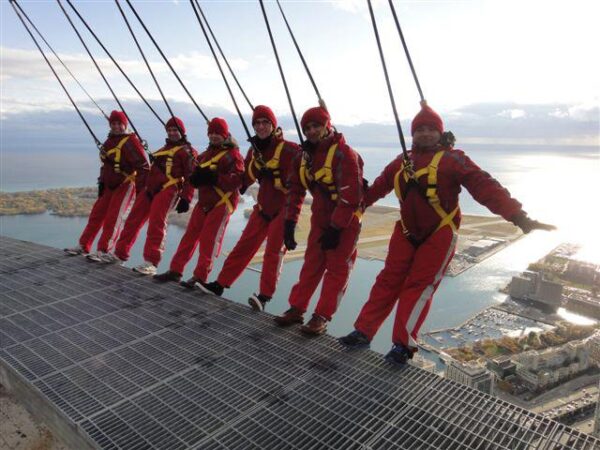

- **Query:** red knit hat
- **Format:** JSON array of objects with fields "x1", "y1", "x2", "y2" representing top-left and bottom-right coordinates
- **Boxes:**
[
  {"x1": 411, "y1": 104, "x2": 444, "y2": 135},
  {"x1": 301, "y1": 106, "x2": 330, "y2": 132},
  {"x1": 165, "y1": 116, "x2": 186, "y2": 135},
  {"x1": 207, "y1": 117, "x2": 229, "y2": 139},
  {"x1": 108, "y1": 110, "x2": 128, "y2": 127},
  {"x1": 252, "y1": 105, "x2": 277, "y2": 128}
]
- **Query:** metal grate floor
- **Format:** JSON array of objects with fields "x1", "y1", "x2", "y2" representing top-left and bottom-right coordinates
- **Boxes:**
[{"x1": 0, "y1": 235, "x2": 598, "y2": 450}]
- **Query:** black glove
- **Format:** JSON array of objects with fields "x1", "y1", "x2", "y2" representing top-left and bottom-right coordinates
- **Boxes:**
[
  {"x1": 258, "y1": 210, "x2": 273, "y2": 222},
  {"x1": 146, "y1": 189, "x2": 154, "y2": 202},
  {"x1": 239, "y1": 185, "x2": 247, "y2": 195},
  {"x1": 189, "y1": 167, "x2": 216, "y2": 187},
  {"x1": 98, "y1": 181, "x2": 105, "y2": 198},
  {"x1": 206, "y1": 170, "x2": 219, "y2": 186},
  {"x1": 176, "y1": 198, "x2": 190, "y2": 214},
  {"x1": 259, "y1": 167, "x2": 274, "y2": 179},
  {"x1": 320, "y1": 226, "x2": 341, "y2": 250},
  {"x1": 510, "y1": 212, "x2": 556, "y2": 234},
  {"x1": 284, "y1": 220, "x2": 297, "y2": 251}
]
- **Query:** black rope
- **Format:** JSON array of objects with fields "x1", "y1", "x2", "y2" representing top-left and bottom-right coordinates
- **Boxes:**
[
  {"x1": 10, "y1": 0, "x2": 102, "y2": 148},
  {"x1": 258, "y1": 0, "x2": 303, "y2": 144},
  {"x1": 366, "y1": 0, "x2": 409, "y2": 162},
  {"x1": 63, "y1": 0, "x2": 164, "y2": 130},
  {"x1": 113, "y1": 0, "x2": 188, "y2": 137},
  {"x1": 190, "y1": 0, "x2": 255, "y2": 147},
  {"x1": 15, "y1": 1, "x2": 107, "y2": 119},
  {"x1": 275, "y1": 0, "x2": 326, "y2": 111},
  {"x1": 194, "y1": 1, "x2": 254, "y2": 112},
  {"x1": 388, "y1": 0, "x2": 425, "y2": 103},
  {"x1": 57, "y1": 0, "x2": 146, "y2": 143},
  {"x1": 124, "y1": 0, "x2": 209, "y2": 124}
]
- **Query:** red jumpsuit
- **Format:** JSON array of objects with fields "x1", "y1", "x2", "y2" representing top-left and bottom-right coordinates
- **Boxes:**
[
  {"x1": 354, "y1": 146, "x2": 522, "y2": 349},
  {"x1": 168, "y1": 139, "x2": 244, "y2": 281},
  {"x1": 79, "y1": 133, "x2": 149, "y2": 253},
  {"x1": 285, "y1": 132, "x2": 364, "y2": 321},
  {"x1": 216, "y1": 136, "x2": 300, "y2": 297},
  {"x1": 114, "y1": 140, "x2": 197, "y2": 266}
]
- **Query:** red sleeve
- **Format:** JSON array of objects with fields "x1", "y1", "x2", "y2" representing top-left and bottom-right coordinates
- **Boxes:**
[
  {"x1": 365, "y1": 157, "x2": 401, "y2": 207},
  {"x1": 330, "y1": 145, "x2": 364, "y2": 229},
  {"x1": 217, "y1": 148, "x2": 244, "y2": 192},
  {"x1": 124, "y1": 135, "x2": 150, "y2": 193},
  {"x1": 451, "y1": 149, "x2": 522, "y2": 220},
  {"x1": 241, "y1": 148, "x2": 255, "y2": 191},
  {"x1": 284, "y1": 151, "x2": 306, "y2": 223},
  {"x1": 179, "y1": 145, "x2": 198, "y2": 203}
]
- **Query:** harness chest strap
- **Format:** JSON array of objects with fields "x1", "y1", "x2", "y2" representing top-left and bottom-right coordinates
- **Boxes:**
[
  {"x1": 300, "y1": 143, "x2": 339, "y2": 201},
  {"x1": 152, "y1": 145, "x2": 185, "y2": 190},
  {"x1": 101, "y1": 135, "x2": 137, "y2": 183},
  {"x1": 248, "y1": 142, "x2": 288, "y2": 193},
  {"x1": 393, "y1": 150, "x2": 459, "y2": 233},
  {"x1": 198, "y1": 149, "x2": 234, "y2": 213}
]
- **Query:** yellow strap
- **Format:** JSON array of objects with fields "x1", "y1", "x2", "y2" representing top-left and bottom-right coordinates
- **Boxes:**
[
  {"x1": 102, "y1": 136, "x2": 131, "y2": 170},
  {"x1": 265, "y1": 142, "x2": 285, "y2": 169},
  {"x1": 353, "y1": 209, "x2": 363, "y2": 223},
  {"x1": 313, "y1": 143, "x2": 338, "y2": 184},
  {"x1": 213, "y1": 186, "x2": 234, "y2": 214},
  {"x1": 152, "y1": 146, "x2": 185, "y2": 191},
  {"x1": 426, "y1": 150, "x2": 445, "y2": 198},
  {"x1": 199, "y1": 150, "x2": 228, "y2": 170},
  {"x1": 300, "y1": 157, "x2": 309, "y2": 190},
  {"x1": 248, "y1": 155, "x2": 257, "y2": 183}
]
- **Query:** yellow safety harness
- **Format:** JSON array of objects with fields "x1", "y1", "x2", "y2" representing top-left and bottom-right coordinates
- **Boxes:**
[
  {"x1": 152, "y1": 145, "x2": 185, "y2": 191},
  {"x1": 198, "y1": 149, "x2": 234, "y2": 213},
  {"x1": 100, "y1": 135, "x2": 136, "y2": 183},
  {"x1": 394, "y1": 150, "x2": 458, "y2": 234},
  {"x1": 247, "y1": 141, "x2": 288, "y2": 193}
]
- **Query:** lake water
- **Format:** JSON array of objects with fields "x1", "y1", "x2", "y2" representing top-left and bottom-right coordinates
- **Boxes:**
[{"x1": 1, "y1": 144, "x2": 599, "y2": 357}]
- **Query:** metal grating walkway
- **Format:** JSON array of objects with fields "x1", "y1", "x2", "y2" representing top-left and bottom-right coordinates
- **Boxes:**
[{"x1": 0, "y1": 235, "x2": 598, "y2": 450}]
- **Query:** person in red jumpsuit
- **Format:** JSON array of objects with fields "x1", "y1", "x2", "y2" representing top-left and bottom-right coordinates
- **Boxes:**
[
  {"x1": 198, "y1": 106, "x2": 300, "y2": 311},
  {"x1": 96, "y1": 117, "x2": 197, "y2": 275},
  {"x1": 274, "y1": 106, "x2": 365, "y2": 336},
  {"x1": 65, "y1": 110, "x2": 149, "y2": 259},
  {"x1": 339, "y1": 103, "x2": 555, "y2": 365},
  {"x1": 153, "y1": 117, "x2": 244, "y2": 286}
]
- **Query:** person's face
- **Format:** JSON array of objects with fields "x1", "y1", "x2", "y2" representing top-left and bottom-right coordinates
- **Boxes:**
[
  {"x1": 253, "y1": 118, "x2": 274, "y2": 140},
  {"x1": 110, "y1": 121, "x2": 126, "y2": 134},
  {"x1": 167, "y1": 127, "x2": 182, "y2": 142},
  {"x1": 208, "y1": 133, "x2": 225, "y2": 145},
  {"x1": 303, "y1": 122, "x2": 326, "y2": 144},
  {"x1": 412, "y1": 125, "x2": 441, "y2": 148}
]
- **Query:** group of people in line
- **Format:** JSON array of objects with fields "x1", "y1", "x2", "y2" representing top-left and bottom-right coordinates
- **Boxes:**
[{"x1": 65, "y1": 103, "x2": 554, "y2": 365}]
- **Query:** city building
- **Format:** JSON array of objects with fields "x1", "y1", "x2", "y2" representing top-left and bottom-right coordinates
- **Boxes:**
[
  {"x1": 445, "y1": 359, "x2": 495, "y2": 395},
  {"x1": 463, "y1": 238, "x2": 503, "y2": 258},
  {"x1": 411, "y1": 354, "x2": 436, "y2": 373},
  {"x1": 587, "y1": 331, "x2": 600, "y2": 367},
  {"x1": 509, "y1": 271, "x2": 563, "y2": 310},
  {"x1": 487, "y1": 355, "x2": 517, "y2": 379},
  {"x1": 594, "y1": 379, "x2": 600, "y2": 438},
  {"x1": 565, "y1": 259, "x2": 599, "y2": 286}
]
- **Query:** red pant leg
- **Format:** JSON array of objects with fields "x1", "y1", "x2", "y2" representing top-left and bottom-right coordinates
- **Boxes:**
[
  {"x1": 354, "y1": 222, "x2": 415, "y2": 340},
  {"x1": 288, "y1": 224, "x2": 327, "y2": 313},
  {"x1": 393, "y1": 227, "x2": 457, "y2": 349},
  {"x1": 96, "y1": 182, "x2": 136, "y2": 253},
  {"x1": 259, "y1": 213, "x2": 286, "y2": 297},
  {"x1": 169, "y1": 202, "x2": 206, "y2": 275},
  {"x1": 314, "y1": 217, "x2": 361, "y2": 321},
  {"x1": 79, "y1": 190, "x2": 113, "y2": 252},
  {"x1": 192, "y1": 204, "x2": 231, "y2": 282},
  {"x1": 217, "y1": 208, "x2": 269, "y2": 288},
  {"x1": 143, "y1": 187, "x2": 178, "y2": 266},
  {"x1": 114, "y1": 191, "x2": 151, "y2": 261}
]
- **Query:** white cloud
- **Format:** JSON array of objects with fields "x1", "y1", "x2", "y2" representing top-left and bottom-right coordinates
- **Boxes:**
[{"x1": 498, "y1": 109, "x2": 526, "y2": 119}]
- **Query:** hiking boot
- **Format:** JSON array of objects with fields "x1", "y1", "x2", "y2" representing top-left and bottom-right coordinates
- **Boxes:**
[
  {"x1": 384, "y1": 343, "x2": 414, "y2": 367},
  {"x1": 300, "y1": 314, "x2": 328, "y2": 336},
  {"x1": 248, "y1": 293, "x2": 271, "y2": 312},
  {"x1": 64, "y1": 245, "x2": 87, "y2": 256},
  {"x1": 274, "y1": 307, "x2": 304, "y2": 327},
  {"x1": 100, "y1": 252, "x2": 124, "y2": 265},
  {"x1": 86, "y1": 251, "x2": 106, "y2": 262},
  {"x1": 153, "y1": 270, "x2": 182, "y2": 283},
  {"x1": 180, "y1": 276, "x2": 199, "y2": 289},
  {"x1": 196, "y1": 281, "x2": 224, "y2": 296},
  {"x1": 132, "y1": 261, "x2": 157, "y2": 275},
  {"x1": 339, "y1": 330, "x2": 371, "y2": 349}
]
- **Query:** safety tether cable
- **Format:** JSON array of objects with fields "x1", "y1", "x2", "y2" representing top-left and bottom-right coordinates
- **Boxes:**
[
  {"x1": 10, "y1": 0, "x2": 102, "y2": 148},
  {"x1": 193, "y1": 1, "x2": 254, "y2": 112},
  {"x1": 366, "y1": 0, "x2": 410, "y2": 166},
  {"x1": 14, "y1": 1, "x2": 107, "y2": 120},
  {"x1": 57, "y1": 0, "x2": 147, "y2": 144},
  {"x1": 124, "y1": 0, "x2": 209, "y2": 124},
  {"x1": 190, "y1": 0, "x2": 257, "y2": 151},
  {"x1": 63, "y1": 0, "x2": 164, "y2": 131},
  {"x1": 258, "y1": 0, "x2": 303, "y2": 144},
  {"x1": 387, "y1": 0, "x2": 425, "y2": 103},
  {"x1": 275, "y1": 0, "x2": 327, "y2": 111}
]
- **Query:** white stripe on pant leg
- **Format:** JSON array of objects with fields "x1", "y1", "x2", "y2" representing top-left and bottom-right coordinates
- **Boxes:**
[
  {"x1": 210, "y1": 210, "x2": 230, "y2": 263},
  {"x1": 159, "y1": 193, "x2": 179, "y2": 254},
  {"x1": 405, "y1": 232, "x2": 458, "y2": 348},
  {"x1": 107, "y1": 183, "x2": 135, "y2": 252}
]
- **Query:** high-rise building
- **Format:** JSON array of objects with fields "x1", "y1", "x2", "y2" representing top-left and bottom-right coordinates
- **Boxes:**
[
  {"x1": 445, "y1": 359, "x2": 495, "y2": 395},
  {"x1": 410, "y1": 354, "x2": 436, "y2": 373},
  {"x1": 594, "y1": 379, "x2": 600, "y2": 437}
]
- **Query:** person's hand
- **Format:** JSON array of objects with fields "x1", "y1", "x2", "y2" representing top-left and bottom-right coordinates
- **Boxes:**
[
  {"x1": 284, "y1": 220, "x2": 297, "y2": 251},
  {"x1": 176, "y1": 198, "x2": 190, "y2": 214},
  {"x1": 258, "y1": 210, "x2": 273, "y2": 222},
  {"x1": 259, "y1": 167, "x2": 274, "y2": 179},
  {"x1": 511, "y1": 212, "x2": 556, "y2": 234},
  {"x1": 319, "y1": 226, "x2": 341, "y2": 250}
]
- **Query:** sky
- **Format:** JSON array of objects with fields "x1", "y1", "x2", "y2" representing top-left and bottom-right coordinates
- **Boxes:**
[{"x1": 1, "y1": 0, "x2": 599, "y2": 149}]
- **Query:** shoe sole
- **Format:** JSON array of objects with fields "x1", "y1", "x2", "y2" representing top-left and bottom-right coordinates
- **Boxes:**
[
  {"x1": 196, "y1": 283, "x2": 221, "y2": 296},
  {"x1": 180, "y1": 280, "x2": 196, "y2": 289},
  {"x1": 300, "y1": 326, "x2": 327, "y2": 336},
  {"x1": 384, "y1": 355, "x2": 409, "y2": 367},
  {"x1": 133, "y1": 269, "x2": 156, "y2": 275},
  {"x1": 248, "y1": 296, "x2": 264, "y2": 312},
  {"x1": 338, "y1": 338, "x2": 370, "y2": 350}
]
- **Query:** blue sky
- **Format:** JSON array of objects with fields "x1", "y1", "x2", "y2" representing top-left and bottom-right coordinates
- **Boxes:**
[{"x1": 1, "y1": 0, "x2": 599, "y2": 148}]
